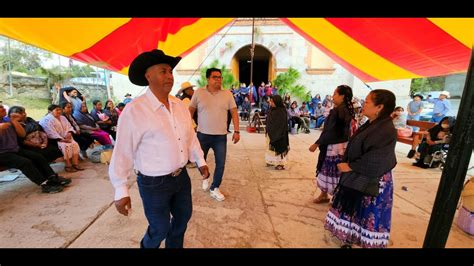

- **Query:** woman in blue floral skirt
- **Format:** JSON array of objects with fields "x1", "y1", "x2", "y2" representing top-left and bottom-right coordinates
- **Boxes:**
[{"x1": 325, "y1": 89, "x2": 397, "y2": 248}]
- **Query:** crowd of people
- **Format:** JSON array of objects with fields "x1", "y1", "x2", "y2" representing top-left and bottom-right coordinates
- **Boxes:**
[{"x1": 1, "y1": 49, "x2": 457, "y2": 249}]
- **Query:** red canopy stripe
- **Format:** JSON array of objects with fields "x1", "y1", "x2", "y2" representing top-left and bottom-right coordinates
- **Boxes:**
[
  {"x1": 71, "y1": 18, "x2": 200, "y2": 71},
  {"x1": 325, "y1": 18, "x2": 472, "y2": 77},
  {"x1": 280, "y1": 18, "x2": 379, "y2": 82}
]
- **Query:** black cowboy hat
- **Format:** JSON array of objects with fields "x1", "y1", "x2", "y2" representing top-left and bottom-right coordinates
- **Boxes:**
[{"x1": 128, "y1": 49, "x2": 181, "y2": 86}]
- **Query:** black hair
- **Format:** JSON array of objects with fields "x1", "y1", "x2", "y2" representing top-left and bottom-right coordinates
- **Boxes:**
[
  {"x1": 370, "y1": 89, "x2": 396, "y2": 119},
  {"x1": 117, "y1": 103, "x2": 125, "y2": 108},
  {"x1": 60, "y1": 102, "x2": 72, "y2": 109},
  {"x1": 394, "y1": 106, "x2": 404, "y2": 111},
  {"x1": 336, "y1": 85, "x2": 355, "y2": 119},
  {"x1": 206, "y1": 68, "x2": 221, "y2": 79},
  {"x1": 8, "y1": 106, "x2": 25, "y2": 116},
  {"x1": 92, "y1": 100, "x2": 101, "y2": 106},
  {"x1": 48, "y1": 104, "x2": 61, "y2": 112}
]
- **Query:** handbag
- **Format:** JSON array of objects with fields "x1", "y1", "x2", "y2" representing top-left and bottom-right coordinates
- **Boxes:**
[{"x1": 339, "y1": 171, "x2": 380, "y2": 197}]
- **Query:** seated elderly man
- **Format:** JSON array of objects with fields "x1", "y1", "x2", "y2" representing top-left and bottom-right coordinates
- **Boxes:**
[{"x1": 0, "y1": 104, "x2": 71, "y2": 193}]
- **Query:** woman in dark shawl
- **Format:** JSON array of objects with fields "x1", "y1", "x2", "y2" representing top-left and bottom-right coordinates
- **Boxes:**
[
  {"x1": 73, "y1": 102, "x2": 112, "y2": 146},
  {"x1": 265, "y1": 95, "x2": 290, "y2": 170},
  {"x1": 309, "y1": 85, "x2": 355, "y2": 204},
  {"x1": 8, "y1": 106, "x2": 63, "y2": 162},
  {"x1": 324, "y1": 89, "x2": 397, "y2": 249}
]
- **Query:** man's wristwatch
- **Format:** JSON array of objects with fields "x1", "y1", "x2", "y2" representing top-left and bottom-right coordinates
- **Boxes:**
[{"x1": 234, "y1": 131, "x2": 240, "y2": 134}]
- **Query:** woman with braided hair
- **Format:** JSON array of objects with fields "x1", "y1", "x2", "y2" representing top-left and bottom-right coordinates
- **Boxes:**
[{"x1": 309, "y1": 85, "x2": 356, "y2": 204}]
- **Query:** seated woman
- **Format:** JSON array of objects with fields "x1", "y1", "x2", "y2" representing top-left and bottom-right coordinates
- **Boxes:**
[
  {"x1": 413, "y1": 116, "x2": 455, "y2": 168},
  {"x1": 8, "y1": 106, "x2": 63, "y2": 162},
  {"x1": 40, "y1": 104, "x2": 84, "y2": 172},
  {"x1": 240, "y1": 96, "x2": 251, "y2": 121},
  {"x1": 61, "y1": 102, "x2": 95, "y2": 159},
  {"x1": 73, "y1": 102, "x2": 113, "y2": 147},
  {"x1": 391, "y1": 106, "x2": 413, "y2": 138},
  {"x1": 90, "y1": 100, "x2": 116, "y2": 140},
  {"x1": 115, "y1": 102, "x2": 125, "y2": 117},
  {"x1": 103, "y1": 99, "x2": 119, "y2": 130}
]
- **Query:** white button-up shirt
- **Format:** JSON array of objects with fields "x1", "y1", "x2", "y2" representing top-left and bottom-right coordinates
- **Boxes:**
[{"x1": 109, "y1": 89, "x2": 206, "y2": 200}]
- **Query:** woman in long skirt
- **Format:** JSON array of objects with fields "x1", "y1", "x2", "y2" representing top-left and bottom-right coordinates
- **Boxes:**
[
  {"x1": 309, "y1": 85, "x2": 355, "y2": 203},
  {"x1": 265, "y1": 95, "x2": 289, "y2": 170},
  {"x1": 325, "y1": 89, "x2": 397, "y2": 248}
]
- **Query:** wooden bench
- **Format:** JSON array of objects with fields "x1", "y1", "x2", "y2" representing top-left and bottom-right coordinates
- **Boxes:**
[{"x1": 397, "y1": 120, "x2": 437, "y2": 148}]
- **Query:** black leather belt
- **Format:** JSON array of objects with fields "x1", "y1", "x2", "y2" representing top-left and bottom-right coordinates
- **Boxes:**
[{"x1": 138, "y1": 167, "x2": 184, "y2": 178}]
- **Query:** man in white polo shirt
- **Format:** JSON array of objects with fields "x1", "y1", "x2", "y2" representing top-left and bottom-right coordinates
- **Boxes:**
[
  {"x1": 109, "y1": 49, "x2": 209, "y2": 248},
  {"x1": 189, "y1": 68, "x2": 240, "y2": 201}
]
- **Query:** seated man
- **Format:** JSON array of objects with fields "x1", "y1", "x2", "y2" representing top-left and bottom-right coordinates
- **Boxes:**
[
  {"x1": 0, "y1": 104, "x2": 70, "y2": 193},
  {"x1": 298, "y1": 103, "x2": 311, "y2": 133},
  {"x1": 413, "y1": 116, "x2": 455, "y2": 168}
]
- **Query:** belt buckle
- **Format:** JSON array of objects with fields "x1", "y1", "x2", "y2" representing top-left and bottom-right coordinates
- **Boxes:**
[{"x1": 171, "y1": 168, "x2": 182, "y2": 177}]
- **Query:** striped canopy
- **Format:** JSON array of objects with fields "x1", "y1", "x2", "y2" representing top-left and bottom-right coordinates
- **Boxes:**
[{"x1": 0, "y1": 18, "x2": 472, "y2": 82}]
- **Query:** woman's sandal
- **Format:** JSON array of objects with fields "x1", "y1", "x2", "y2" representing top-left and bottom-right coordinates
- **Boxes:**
[
  {"x1": 65, "y1": 166, "x2": 77, "y2": 173},
  {"x1": 73, "y1": 165, "x2": 85, "y2": 171},
  {"x1": 275, "y1": 165, "x2": 285, "y2": 170}
]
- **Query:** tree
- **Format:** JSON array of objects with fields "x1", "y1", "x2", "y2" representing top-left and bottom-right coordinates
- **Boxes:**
[
  {"x1": 196, "y1": 59, "x2": 236, "y2": 89},
  {"x1": 272, "y1": 67, "x2": 310, "y2": 102},
  {"x1": 410, "y1": 76, "x2": 446, "y2": 96}
]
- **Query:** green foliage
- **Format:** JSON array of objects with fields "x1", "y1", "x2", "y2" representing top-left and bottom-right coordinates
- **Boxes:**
[
  {"x1": 196, "y1": 59, "x2": 235, "y2": 89},
  {"x1": 0, "y1": 38, "x2": 99, "y2": 86},
  {"x1": 410, "y1": 76, "x2": 446, "y2": 96},
  {"x1": 0, "y1": 45, "x2": 42, "y2": 73},
  {"x1": 272, "y1": 67, "x2": 310, "y2": 102}
]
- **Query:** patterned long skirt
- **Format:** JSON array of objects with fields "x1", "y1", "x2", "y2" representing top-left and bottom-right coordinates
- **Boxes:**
[
  {"x1": 265, "y1": 136, "x2": 288, "y2": 167},
  {"x1": 316, "y1": 142, "x2": 347, "y2": 195},
  {"x1": 324, "y1": 171, "x2": 394, "y2": 248}
]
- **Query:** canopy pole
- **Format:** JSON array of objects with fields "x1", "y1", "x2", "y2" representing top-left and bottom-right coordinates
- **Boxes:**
[
  {"x1": 248, "y1": 18, "x2": 255, "y2": 121},
  {"x1": 250, "y1": 18, "x2": 255, "y2": 88},
  {"x1": 423, "y1": 47, "x2": 474, "y2": 247},
  {"x1": 6, "y1": 38, "x2": 13, "y2": 97}
]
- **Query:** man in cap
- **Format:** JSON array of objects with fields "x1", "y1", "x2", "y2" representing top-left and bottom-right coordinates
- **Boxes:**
[
  {"x1": 123, "y1": 93, "x2": 133, "y2": 105},
  {"x1": 178, "y1": 81, "x2": 197, "y2": 129},
  {"x1": 109, "y1": 49, "x2": 209, "y2": 248},
  {"x1": 427, "y1": 91, "x2": 451, "y2": 123}
]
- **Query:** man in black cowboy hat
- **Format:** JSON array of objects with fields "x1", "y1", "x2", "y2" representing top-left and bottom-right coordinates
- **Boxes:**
[{"x1": 109, "y1": 49, "x2": 209, "y2": 248}]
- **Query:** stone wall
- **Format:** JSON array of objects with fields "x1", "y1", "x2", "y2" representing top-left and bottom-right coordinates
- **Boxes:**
[
  {"x1": 0, "y1": 72, "x2": 109, "y2": 103},
  {"x1": 0, "y1": 73, "x2": 49, "y2": 99}
]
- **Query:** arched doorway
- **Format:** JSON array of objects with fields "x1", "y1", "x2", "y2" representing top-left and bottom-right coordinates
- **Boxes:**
[{"x1": 231, "y1": 44, "x2": 274, "y2": 86}]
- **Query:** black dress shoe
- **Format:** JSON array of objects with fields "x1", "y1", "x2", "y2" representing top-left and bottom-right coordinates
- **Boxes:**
[
  {"x1": 407, "y1": 149, "x2": 416, "y2": 158},
  {"x1": 48, "y1": 175, "x2": 72, "y2": 186}
]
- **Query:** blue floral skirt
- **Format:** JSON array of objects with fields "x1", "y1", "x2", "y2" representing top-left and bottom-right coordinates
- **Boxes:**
[
  {"x1": 324, "y1": 171, "x2": 393, "y2": 248},
  {"x1": 316, "y1": 142, "x2": 347, "y2": 195}
]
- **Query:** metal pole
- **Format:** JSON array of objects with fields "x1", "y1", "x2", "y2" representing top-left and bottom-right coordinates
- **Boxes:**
[
  {"x1": 250, "y1": 18, "x2": 255, "y2": 87},
  {"x1": 6, "y1": 38, "x2": 13, "y2": 97},
  {"x1": 103, "y1": 68, "x2": 111, "y2": 99},
  {"x1": 249, "y1": 18, "x2": 255, "y2": 120},
  {"x1": 423, "y1": 48, "x2": 474, "y2": 247},
  {"x1": 95, "y1": 66, "x2": 99, "y2": 91}
]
